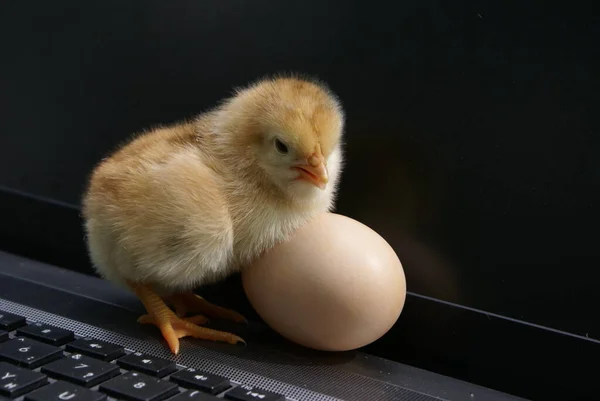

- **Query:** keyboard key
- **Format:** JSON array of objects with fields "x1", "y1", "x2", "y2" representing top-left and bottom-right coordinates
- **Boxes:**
[
  {"x1": 224, "y1": 385, "x2": 284, "y2": 401},
  {"x1": 25, "y1": 381, "x2": 106, "y2": 401},
  {"x1": 99, "y1": 371, "x2": 178, "y2": 401},
  {"x1": 117, "y1": 353, "x2": 176, "y2": 378},
  {"x1": 17, "y1": 324, "x2": 74, "y2": 346},
  {"x1": 170, "y1": 369, "x2": 230, "y2": 394},
  {"x1": 168, "y1": 390, "x2": 220, "y2": 401},
  {"x1": 0, "y1": 332, "x2": 7, "y2": 343},
  {"x1": 0, "y1": 361, "x2": 47, "y2": 397},
  {"x1": 42, "y1": 353, "x2": 120, "y2": 388},
  {"x1": 66, "y1": 339, "x2": 125, "y2": 362},
  {"x1": 0, "y1": 337, "x2": 63, "y2": 369},
  {"x1": 0, "y1": 312, "x2": 26, "y2": 332}
]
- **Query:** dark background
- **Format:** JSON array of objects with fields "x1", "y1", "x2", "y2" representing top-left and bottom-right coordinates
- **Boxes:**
[{"x1": 1, "y1": 1, "x2": 599, "y2": 399}]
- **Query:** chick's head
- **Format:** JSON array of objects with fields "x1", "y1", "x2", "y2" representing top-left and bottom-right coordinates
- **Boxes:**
[{"x1": 216, "y1": 76, "x2": 345, "y2": 202}]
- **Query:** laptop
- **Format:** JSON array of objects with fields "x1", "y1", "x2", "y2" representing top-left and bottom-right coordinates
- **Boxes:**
[{"x1": 1, "y1": 1, "x2": 598, "y2": 400}]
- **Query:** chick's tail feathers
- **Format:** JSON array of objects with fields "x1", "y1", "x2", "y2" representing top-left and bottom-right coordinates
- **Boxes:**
[{"x1": 130, "y1": 282, "x2": 245, "y2": 355}]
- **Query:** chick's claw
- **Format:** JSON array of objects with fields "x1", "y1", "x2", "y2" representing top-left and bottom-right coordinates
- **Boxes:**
[
  {"x1": 130, "y1": 282, "x2": 245, "y2": 354},
  {"x1": 172, "y1": 293, "x2": 248, "y2": 324},
  {"x1": 137, "y1": 310, "x2": 245, "y2": 355}
]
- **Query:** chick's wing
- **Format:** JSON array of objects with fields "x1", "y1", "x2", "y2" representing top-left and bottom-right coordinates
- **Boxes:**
[{"x1": 83, "y1": 134, "x2": 234, "y2": 290}]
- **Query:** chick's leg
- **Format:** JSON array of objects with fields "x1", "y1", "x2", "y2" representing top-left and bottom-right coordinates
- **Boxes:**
[
  {"x1": 170, "y1": 292, "x2": 248, "y2": 324},
  {"x1": 130, "y1": 282, "x2": 245, "y2": 355}
]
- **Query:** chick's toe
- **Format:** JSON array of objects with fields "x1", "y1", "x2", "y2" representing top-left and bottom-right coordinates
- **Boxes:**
[
  {"x1": 132, "y1": 282, "x2": 245, "y2": 355},
  {"x1": 171, "y1": 293, "x2": 248, "y2": 324}
]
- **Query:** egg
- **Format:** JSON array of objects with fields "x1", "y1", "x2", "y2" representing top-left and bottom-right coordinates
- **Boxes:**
[{"x1": 242, "y1": 212, "x2": 406, "y2": 351}]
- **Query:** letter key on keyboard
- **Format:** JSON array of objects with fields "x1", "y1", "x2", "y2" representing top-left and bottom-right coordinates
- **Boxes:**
[
  {"x1": 0, "y1": 332, "x2": 7, "y2": 343},
  {"x1": 224, "y1": 385, "x2": 285, "y2": 401},
  {"x1": 17, "y1": 323, "x2": 75, "y2": 346},
  {"x1": 168, "y1": 390, "x2": 220, "y2": 401},
  {"x1": 170, "y1": 368, "x2": 230, "y2": 394},
  {"x1": 0, "y1": 338, "x2": 63, "y2": 369},
  {"x1": 116, "y1": 353, "x2": 176, "y2": 378},
  {"x1": 0, "y1": 312, "x2": 26, "y2": 331},
  {"x1": 25, "y1": 380, "x2": 106, "y2": 401},
  {"x1": 42, "y1": 354, "x2": 120, "y2": 388},
  {"x1": 66, "y1": 339, "x2": 125, "y2": 362},
  {"x1": 99, "y1": 371, "x2": 179, "y2": 401},
  {"x1": 0, "y1": 361, "x2": 48, "y2": 398}
]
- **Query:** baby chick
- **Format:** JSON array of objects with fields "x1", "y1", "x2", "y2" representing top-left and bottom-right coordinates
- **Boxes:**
[{"x1": 81, "y1": 75, "x2": 345, "y2": 354}]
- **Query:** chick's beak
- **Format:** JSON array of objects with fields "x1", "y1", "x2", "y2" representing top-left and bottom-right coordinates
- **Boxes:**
[{"x1": 293, "y1": 153, "x2": 329, "y2": 190}]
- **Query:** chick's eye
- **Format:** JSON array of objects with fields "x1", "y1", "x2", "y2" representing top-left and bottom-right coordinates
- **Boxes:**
[{"x1": 274, "y1": 138, "x2": 289, "y2": 154}]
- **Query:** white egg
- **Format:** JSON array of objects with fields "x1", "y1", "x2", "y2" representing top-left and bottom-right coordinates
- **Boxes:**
[{"x1": 242, "y1": 212, "x2": 406, "y2": 351}]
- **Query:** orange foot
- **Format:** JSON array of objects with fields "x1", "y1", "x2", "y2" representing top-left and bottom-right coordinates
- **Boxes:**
[
  {"x1": 170, "y1": 292, "x2": 248, "y2": 324},
  {"x1": 130, "y1": 283, "x2": 245, "y2": 354}
]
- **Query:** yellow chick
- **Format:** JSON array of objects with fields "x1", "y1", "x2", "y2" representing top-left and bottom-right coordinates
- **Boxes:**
[{"x1": 81, "y1": 75, "x2": 345, "y2": 354}]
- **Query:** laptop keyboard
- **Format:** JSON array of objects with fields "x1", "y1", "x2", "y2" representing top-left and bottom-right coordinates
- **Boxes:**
[{"x1": 0, "y1": 310, "x2": 287, "y2": 401}]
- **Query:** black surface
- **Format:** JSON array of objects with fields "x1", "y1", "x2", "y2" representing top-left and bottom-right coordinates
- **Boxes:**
[
  {"x1": 168, "y1": 390, "x2": 220, "y2": 401},
  {"x1": 66, "y1": 339, "x2": 125, "y2": 362},
  {"x1": 26, "y1": 381, "x2": 107, "y2": 401},
  {"x1": 0, "y1": 254, "x2": 524, "y2": 401},
  {"x1": 42, "y1": 354, "x2": 121, "y2": 388},
  {"x1": 0, "y1": 338, "x2": 63, "y2": 369},
  {"x1": 0, "y1": 311, "x2": 27, "y2": 332},
  {"x1": 17, "y1": 323, "x2": 75, "y2": 346},
  {"x1": 0, "y1": 331, "x2": 7, "y2": 343},
  {"x1": 99, "y1": 372, "x2": 179, "y2": 401},
  {"x1": 0, "y1": 0, "x2": 599, "y2": 400},
  {"x1": 0, "y1": 361, "x2": 48, "y2": 398},
  {"x1": 224, "y1": 386, "x2": 284, "y2": 401},
  {"x1": 117, "y1": 354, "x2": 177, "y2": 379},
  {"x1": 170, "y1": 369, "x2": 230, "y2": 395}
]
